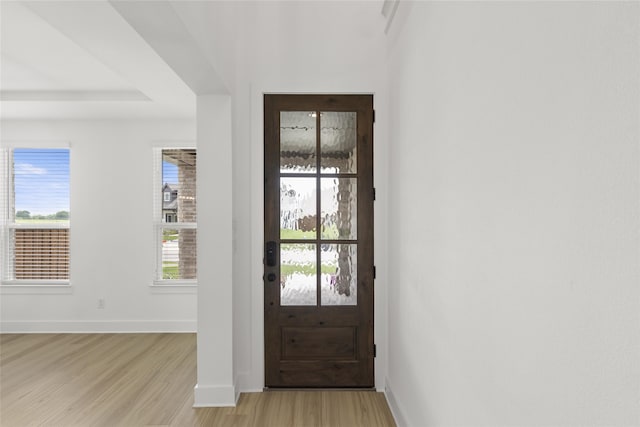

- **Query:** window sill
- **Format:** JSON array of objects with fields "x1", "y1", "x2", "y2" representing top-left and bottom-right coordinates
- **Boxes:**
[
  {"x1": 1, "y1": 282, "x2": 73, "y2": 295},
  {"x1": 150, "y1": 281, "x2": 197, "y2": 294}
]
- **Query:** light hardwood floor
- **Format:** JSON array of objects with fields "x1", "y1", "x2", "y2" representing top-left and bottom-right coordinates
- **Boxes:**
[{"x1": 0, "y1": 333, "x2": 396, "y2": 426}]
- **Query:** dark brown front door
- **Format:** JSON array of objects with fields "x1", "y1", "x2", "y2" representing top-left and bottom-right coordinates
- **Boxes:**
[{"x1": 264, "y1": 94, "x2": 374, "y2": 388}]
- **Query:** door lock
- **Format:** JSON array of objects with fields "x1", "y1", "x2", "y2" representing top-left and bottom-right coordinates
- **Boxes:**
[{"x1": 265, "y1": 241, "x2": 277, "y2": 267}]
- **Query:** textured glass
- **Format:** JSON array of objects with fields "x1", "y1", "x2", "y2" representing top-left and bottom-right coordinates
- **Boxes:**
[
  {"x1": 321, "y1": 244, "x2": 357, "y2": 305},
  {"x1": 280, "y1": 111, "x2": 317, "y2": 173},
  {"x1": 281, "y1": 177, "x2": 316, "y2": 239},
  {"x1": 281, "y1": 244, "x2": 317, "y2": 306},
  {"x1": 320, "y1": 112, "x2": 357, "y2": 173},
  {"x1": 321, "y1": 178, "x2": 357, "y2": 240}
]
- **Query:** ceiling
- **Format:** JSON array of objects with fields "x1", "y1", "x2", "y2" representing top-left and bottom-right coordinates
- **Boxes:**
[
  {"x1": 0, "y1": 1, "x2": 198, "y2": 120},
  {"x1": 1, "y1": 1, "x2": 390, "y2": 121}
]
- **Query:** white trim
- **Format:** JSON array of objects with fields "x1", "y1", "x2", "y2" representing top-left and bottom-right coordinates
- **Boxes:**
[
  {"x1": 384, "y1": 377, "x2": 406, "y2": 427},
  {"x1": 234, "y1": 372, "x2": 261, "y2": 394},
  {"x1": 0, "y1": 320, "x2": 197, "y2": 333},
  {"x1": 0, "y1": 148, "x2": 7, "y2": 222},
  {"x1": 234, "y1": 375, "x2": 241, "y2": 403},
  {"x1": 153, "y1": 146, "x2": 198, "y2": 283},
  {"x1": 1, "y1": 90, "x2": 149, "y2": 102},
  {"x1": 155, "y1": 222, "x2": 197, "y2": 229},
  {"x1": 8, "y1": 222, "x2": 69, "y2": 229},
  {"x1": 154, "y1": 224, "x2": 198, "y2": 281},
  {"x1": 0, "y1": 140, "x2": 70, "y2": 149},
  {"x1": 1, "y1": 283, "x2": 72, "y2": 294},
  {"x1": 153, "y1": 147, "x2": 164, "y2": 222},
  {"x1": 149, "y1": 140, "x2": 197, "y2": 149},
  {"x1": 150, "y1": 282, "x2": 197, "y2": 294},
  {"x1": 0, "y1": 148, "x2": 7, "y2": 282},
  {"x1": 1, "y1": 280, "x2": 70, "y2": 285},
  {"x1": 249, "y1": 85, "x2": 266, "y2": 392},
  {"x1": 1, "y1": 146, "x2": 71, "y2": 282},
  {"x1": 193, "y1": 384, "x2": 237, "y2": 407},
  {"x1": 247, "y1": 90, "x2": 390, "y2": 392}
]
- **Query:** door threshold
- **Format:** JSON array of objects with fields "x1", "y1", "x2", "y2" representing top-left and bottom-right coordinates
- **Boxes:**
[{"x1": 263, "y1": 387, "x2": 377, "y2": 392}]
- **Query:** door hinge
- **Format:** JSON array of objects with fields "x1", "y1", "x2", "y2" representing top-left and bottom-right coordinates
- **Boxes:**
[
  {"x1": 374, "y1": 344, "x2": 377, "y2": 357},
  {"x1": 373, "y1": 265, "x2": 376, "y2": 279},
  {"x1": 373, "y1": 110, "x2": 376, "y2": 123},
  {"x1": 373, "y1": 187, "x2": 376, "y2": 201}
]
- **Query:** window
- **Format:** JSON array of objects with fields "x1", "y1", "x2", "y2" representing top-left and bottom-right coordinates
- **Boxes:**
[
  {"x1": 1, "y1": 147, "x2": 70, "y2": 284},
  {"x1": 154, "y1": 148, "x2": 196, "y2": 284}
]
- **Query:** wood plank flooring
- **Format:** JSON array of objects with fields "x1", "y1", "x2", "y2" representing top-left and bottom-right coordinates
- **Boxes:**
[{"x1": 0, "y1": 333, "x2": 396, "y2": 426}]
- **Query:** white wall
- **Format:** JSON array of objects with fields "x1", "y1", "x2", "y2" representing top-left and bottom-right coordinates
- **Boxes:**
[
  {"x1": 386, "y1": 2, "x2": 639, "y2": 426},
  {"x1": 0, "y1": 119, "x2": 197, "y2": 332},
  {"x1": 195, "y1": 95, "x2": 235, "y2": 406},
  {"x1": 227, "y1": 1, "x2": 391, "y2": 392},
  {"x1": 0, "y1": 1, "x2": 392, "y2": 403}
]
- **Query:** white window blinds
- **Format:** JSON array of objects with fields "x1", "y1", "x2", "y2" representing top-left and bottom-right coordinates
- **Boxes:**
[
  {"x1": 153, "y1": 148, "x2": 197, "y2": 283},
  {"x1": 1, "y1": 148, "x2": 70, "y2": 282}
]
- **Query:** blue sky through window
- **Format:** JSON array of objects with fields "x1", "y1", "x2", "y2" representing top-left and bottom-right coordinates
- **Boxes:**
[
  {"x1": 162, "y1": 160, "x2": 178, "y2": 185},
  {"x1": 13, "y1": 151, "x2": 180, "y2": 216},
  {"x1": 14, "y1": 149, "x2": 70, "y2": 216}
]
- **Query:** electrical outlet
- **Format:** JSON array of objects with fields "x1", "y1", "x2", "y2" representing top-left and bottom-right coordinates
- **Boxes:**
[{"x1": 97, "y1": 298, "x2": 105, "y2": 309}]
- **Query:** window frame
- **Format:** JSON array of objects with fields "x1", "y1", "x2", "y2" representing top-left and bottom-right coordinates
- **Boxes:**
[
  {"x1": 1, "y1": 142, "x2": 71, "y2": 289},
  {"x1": 152, "y1": 145, "x2": 197, "y2": 287}
]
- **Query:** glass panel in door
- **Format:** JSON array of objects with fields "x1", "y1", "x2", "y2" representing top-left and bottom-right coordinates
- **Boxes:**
[
  {"x1": 321, "y1": 244, "x2": 357, "y2": 306},
  {"x1": 320, "y1": 111, "x2": 357, "y2": 173},
  {"x1": 320, "y1": 177, "x2": 357, "y2": 240},
  {"x1": 281, "y1": 243, "x2": 317, "y2": 306},
  {"x1": 280, "y1": 177, "x2": 316, "y2": 239},
  {"x1": 278, "y1": 109, "x2": 360, "y2": 307},
  {"x1": 280, "y1": 111, "x2": 316, "y2": 173}
]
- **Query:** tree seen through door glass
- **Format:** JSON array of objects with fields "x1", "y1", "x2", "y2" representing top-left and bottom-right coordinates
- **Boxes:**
[
  {"x1": 278, "y1": 111, "x2": 360, "y2": 305},
  {"x1": 321, "y1": 177, "x2": 357, "y2": 240},
  {"x1": 280, "y1": 177, "x2": 316, "y2": 239},
  {"x1": 320, "y1": 111, "x2": 357, "y2": 174},
  {"x1": 321, "y1": 244, "x2": 357, "y2": 306}
]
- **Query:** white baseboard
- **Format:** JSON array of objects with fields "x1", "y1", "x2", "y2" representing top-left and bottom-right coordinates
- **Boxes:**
[
  {"x1": 0, "y1": 320, "x2": 197, "y2": 333},
  {"x1": 234, "y1": 372, "x2": 253, "y2": 400},
  {"x1": 234, "y1": 372, "x2": 265, "y2": 393},
  {"x1": 384, "y1": 377, "x2": 407, "y2": 427},
  {"x1": 193, "y1": 384, "x2": 237, "y2": 407}
]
